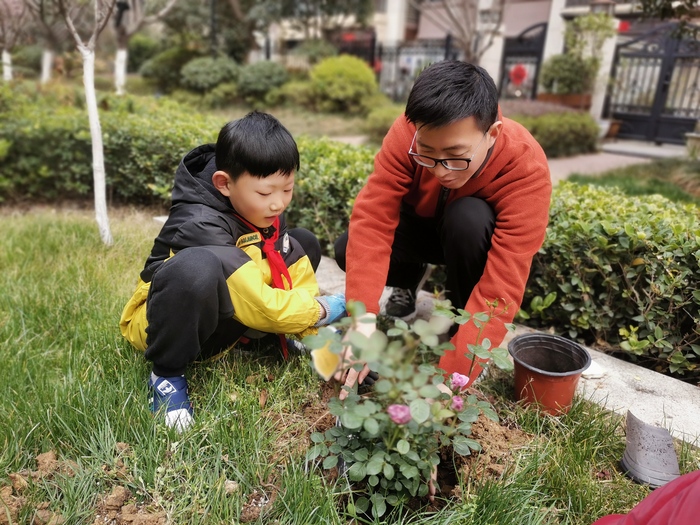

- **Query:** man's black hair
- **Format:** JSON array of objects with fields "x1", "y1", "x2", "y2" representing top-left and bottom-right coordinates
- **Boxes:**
[
  {"x1": 405, "y1": 60, "x2": 499, "y2": 133},
  {"x1": 215, "y1": 111, "x2": 300, "y2": 180}
]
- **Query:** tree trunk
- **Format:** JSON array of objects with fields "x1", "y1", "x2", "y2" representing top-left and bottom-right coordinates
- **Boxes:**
[
  {"x1": 2, "y1": 50, "x2": 13, "y2": 81},
  {"x1": 41, "y1": 49, "x2": 54, "y2": 84},
  {"x1": 114, "y1": 47, "x2": 127, "y2": 95},
  {"x1": 79, "y1": 46, "x2": 113, "y2": 246}
]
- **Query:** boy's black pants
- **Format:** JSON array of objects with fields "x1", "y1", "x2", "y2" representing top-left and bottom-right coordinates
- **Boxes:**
[
  {"x1": 144, "y1": 228, "x2": 321, "y2": 377},
  {"x1": 334, "y1": 196, "x2": 495, "y2": 313}
]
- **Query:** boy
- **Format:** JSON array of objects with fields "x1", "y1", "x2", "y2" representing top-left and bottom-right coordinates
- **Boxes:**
[{"x1": 120, "y1": 111, "x2": 345, "y2": 431}]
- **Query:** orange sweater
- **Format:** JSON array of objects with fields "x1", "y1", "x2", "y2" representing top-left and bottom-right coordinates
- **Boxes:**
[{"x1": 346, "y1": 114, "x2": 552, "y2": 381}]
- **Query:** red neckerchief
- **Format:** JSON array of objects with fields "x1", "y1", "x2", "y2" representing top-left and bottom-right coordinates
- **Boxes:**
[{"x1": 236, "y1": 215, "x2": 292, "y2": 358}]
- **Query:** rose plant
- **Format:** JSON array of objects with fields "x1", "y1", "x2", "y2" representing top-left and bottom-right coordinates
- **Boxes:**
[{"x1": 304, "y1": 299, "x2": 514, "y2": 518}]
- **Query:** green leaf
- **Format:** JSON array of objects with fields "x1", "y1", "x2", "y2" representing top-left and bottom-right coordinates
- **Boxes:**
[
  {"x1": 396, "y1": 439, "x2": 410, "y2": 455},
  {"x1": 422, "y1": 334, "x2": 439, "y2": 347},
  {"x1": 310, "y1": 432, "x2": 325, "y2": 443},
  {"x1": 367, "y1": 330, "x2": 388, "y2": 356},
  {"x1": 363, "y1": 417, "x2": 379, "y2": 435},
  {"x1": 400, "y1": 464, "x2": 419, "y2": 479},
  {"x1": 373, "y1": 379, "x2": 393, "y2": 394},
  {"x1": 410, "y1": 399, "x2": 430, "y2": 424},
  {"x1": 383, "y1": 463, "x2": 395, "y2": 480},
  {"x1": 469, "y1": 344, "x2": 491, "y2": 360},
  {"x1": 340, "y1": 411, "x2": 364, "y2": 429},
  {"x1": 436, "y1": 409, "x2": 455, "y2": 420},
  {"x1": 348, "y1": 462, "x2": 367, "y2": 481},
  {"x1": 322, "y1": 455, "x2": 338, "y2": 469},
  {"x1": 366, "y1": 456, "x2": 384, "y2": 476},
  {"x1": 473, "y1": 312, "x2": 490, "y2": 322},
  {"x1": 481, "y1": 406, "x2": 499, "y2": 421},
  {"x1": 353, "y1": 448, "x2": 369, "y2": 462},
  {"x1": 371, "y1": 493, "x2": 387, "y2": 518},
  {"x1": 306, "y1": 444, "x2": 322, "y2": 461},
  {"x1": 354, "y1": 496, "x2": 369, "y2": 513},
  {"x1": 458, "y1": 406, "x2": 480, "y2": 423},
  {"x1": 491, "y1": 347, "x2": 514, "y2": 370},
  {"x1": 412, "y1": 319, "x2": 432, "y2": 337},
  {"x1": 418, "y1": 384, "x2": 441, "y2": 398},
  {"x1": 453, "y1": 435, "x2": 480, "y2": 455},
  {"x1": 348, "y1": 331, "x2": 369, "y2": 351}
]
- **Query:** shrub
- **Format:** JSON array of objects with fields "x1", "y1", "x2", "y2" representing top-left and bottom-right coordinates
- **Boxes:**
[
  {"x1": 522, "y1": 182, "x2": 700, "y2": 379},
  {"x1": 512, "y1": 112, "x2": 599, "y2": 157},
  {"x1": 0, "y1": 85, "x2": 221, "y2": 204},
  {"x1": 139, "y1": 47, "x2": 201, "y2": 93},
  {"x1": 291, "y1": 39, "x2": 338, "y2": 65},
  {"x1": 264, "y1": 80, "x2": 315, "y2": 108},
  {"x1": 0, "y1": 85, "x2": 375, "y2": 238},
  {"x1": 127, "y1": 33, "x2": 161, "y2": 73},
  {"x1": 180, "y1": 56, "x2": 239, "y2": 93},
  {"x1": 539, "y1": 54, "x2": 597, "y2": 95},
  {"x1": 202, "y1": 82, "x2": 238, "y2": 108},
  {"x1": 289, "y1": 136, "x2": 375, "y2": 254},
  {"x1": 12, "y1": 45, "x2": 43, "y2": 75},
  {"x1": 364, "y1": 103, "x2": 405, "y2": 144},
  {"x1": 304, "y1": 301, "x2": 513, "y2": 518},
  {"x1": 237, "y1": 61, "x2": 289, "y2": 102},
  {"x1": 310, "y1": 55, "x2": 379, "y2": 114}
]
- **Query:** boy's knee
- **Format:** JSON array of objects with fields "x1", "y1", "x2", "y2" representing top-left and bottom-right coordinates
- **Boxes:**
[
  {"x1": 333, "y1": 232, "x2": 349, "y2": 271},
  {"x1": 288, "y1": 228, "x2": 321, "y2": 270},
  {"x1": 153, "y1": 247, "x2": 226, "y2": 300}
]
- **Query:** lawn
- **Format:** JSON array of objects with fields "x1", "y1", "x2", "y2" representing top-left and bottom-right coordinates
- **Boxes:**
[
  {"x1": 567, "y1": 157, "x2": 700, "y2": 206},
  {"x1": 1, "y1": 206, "x2": 698, "y2": 524}
]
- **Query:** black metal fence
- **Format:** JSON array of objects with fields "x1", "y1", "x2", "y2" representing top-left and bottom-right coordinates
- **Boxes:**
[{"x1": 376, "y1": 36, "x2": 459, "y2": 101}]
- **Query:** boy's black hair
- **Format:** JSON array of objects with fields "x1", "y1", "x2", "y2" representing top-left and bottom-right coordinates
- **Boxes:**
[
  {"x1": 215, "y1": 111, "x2": 300, "y2": 180},
  {"x1": 405, "y1": 60, "x2": 499, "y2": 133}
]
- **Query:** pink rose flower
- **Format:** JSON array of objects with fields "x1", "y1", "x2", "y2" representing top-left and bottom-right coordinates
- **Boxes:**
[
  {"x1": 387, "y1": 404, "x2": 412, "y2": 425},
  {"x1": 451, "y1": 396, "x2": 464, "y2": 411},
  {"x1": 450, "y1": 372, "x2": 469, "y2": 390}
]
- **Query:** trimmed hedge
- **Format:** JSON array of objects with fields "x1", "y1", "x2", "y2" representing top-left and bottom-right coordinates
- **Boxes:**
[
  {"x1": 290, "y1": 137, "x2": 375, "y2": 254},
  {"x1": 522, "y1": 182, "x2": 700, "y2": 379},
  {"x1": 0, "y1": 85, "x2": 374, "y2": 249},
  {"x1": 511, "y1": 112, "x2": 599, "y2": 158},
  {"x1": 0, "y1": 85, "x2": 221, "y2": 204}
]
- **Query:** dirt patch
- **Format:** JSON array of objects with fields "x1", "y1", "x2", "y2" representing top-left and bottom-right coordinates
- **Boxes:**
[
  {"x1": 456, "y1": 414, "x2": 533, "y2": 480},
  {"x1": 92, "y1": 486, "x2": 167, "y2": 525},
  {"x1": 0, "y1": 447, "x2": 170, "y2": 525},
  {"x1": 290, "y1": 381, "x2": 535, "y2": 508},
  {"x1": 239, "y1": 487, "x2": 279, "y2": 523},
  {"x1": 0, "y1": 450, "x2": 77, "y2": 525}
]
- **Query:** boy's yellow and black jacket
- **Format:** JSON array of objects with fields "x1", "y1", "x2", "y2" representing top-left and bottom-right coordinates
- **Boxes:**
[{"x1": 120, "y1": 144, "x2": 321, "y2": 351}]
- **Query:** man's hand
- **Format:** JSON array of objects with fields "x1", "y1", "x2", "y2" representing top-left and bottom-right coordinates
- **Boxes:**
[{"x1": 334, "y1": 312, "x2": 376, "y2": 400}]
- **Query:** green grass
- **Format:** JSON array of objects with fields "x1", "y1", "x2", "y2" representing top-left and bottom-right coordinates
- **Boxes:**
[
  {"x1": 1, "y1": 208, "x2": 698, "y2": 524},
  {"x1": 567, "y1": 158, "x2": 700, "y2": 205}
]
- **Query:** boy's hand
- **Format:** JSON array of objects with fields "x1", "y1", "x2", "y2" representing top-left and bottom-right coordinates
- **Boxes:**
[{"x1": 315, "y1": 293, "x2": 346, "y2": 326}]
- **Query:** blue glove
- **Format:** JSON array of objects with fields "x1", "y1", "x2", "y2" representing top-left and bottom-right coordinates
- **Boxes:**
[{"x1": 315, "y1": 293, "x2": 346, "y2": 326}]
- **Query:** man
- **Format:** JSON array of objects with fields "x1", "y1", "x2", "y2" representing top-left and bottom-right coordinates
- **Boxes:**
[{"x1": 333, "y1": 60, "x2": 552, "y2": 394}]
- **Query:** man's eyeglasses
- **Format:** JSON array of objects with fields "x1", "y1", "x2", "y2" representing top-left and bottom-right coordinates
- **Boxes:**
[{"x1": 408, "y1": 131, "x2": 488, "y2": 171}]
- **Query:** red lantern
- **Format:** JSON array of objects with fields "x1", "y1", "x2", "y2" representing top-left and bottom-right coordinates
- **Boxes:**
[{"x1": 509, "y1": 64, "x2": 528, "y2": 86}]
